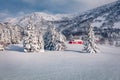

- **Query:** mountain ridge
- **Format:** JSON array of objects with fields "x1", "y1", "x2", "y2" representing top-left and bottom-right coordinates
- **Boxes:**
[{"x1": 0, "y1": 0, "x2": 120, "y2": 40}]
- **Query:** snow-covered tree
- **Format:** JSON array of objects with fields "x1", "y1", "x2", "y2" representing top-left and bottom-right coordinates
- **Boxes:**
[
  {"x1": 37, "y1": 30, "x2": 44, "y2": 52},
  {"x1": 7, "y1": 24, "x2": 22, "y2": 44},
  {"x1": 83, "y1": 24, "x2": 99, "y2": 53},
  {"x1": 115, "y1": 41, "x2": 120, "y2": 47},
  {"x1": 44, "y1": 25, "x2": 66, "y2": 51},
  {"x1": 0, "y1": 23, "x2": 11, "y2": 51},
  {"x1": 23, "y1": 20, "x2": 44, "y2": 52},
  {"x1": 69, "y1": 34, "x2": 74, "y2": 40},
  {"x1": 0, "y1": 23, "x2": 23, "y2": 45},
  {"x1": 0, "y1": 23, "x2": 10, "y2": 44}
]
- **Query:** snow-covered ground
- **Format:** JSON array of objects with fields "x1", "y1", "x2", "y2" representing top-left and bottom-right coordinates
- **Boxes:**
[{"x1": 0, "y1": 43, "x2": 120, "y2": 80}]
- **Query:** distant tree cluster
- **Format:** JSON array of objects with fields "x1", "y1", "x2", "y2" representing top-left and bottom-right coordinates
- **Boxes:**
[
  {"x1": 23, "y1": 20, "x2": 66, "y2": 52},
  {"x1": 44, "y1": 25, "x2": 66, "y2": 51},
  {"x1": 0, "y1": 19, "x2": 120, "y2": 53},
  {"x1": 0, "y1": 23, "x2": 22, "y2": 51}
]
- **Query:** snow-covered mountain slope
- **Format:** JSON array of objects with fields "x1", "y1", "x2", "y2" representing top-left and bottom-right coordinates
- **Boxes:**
[
  {"x1": 14, "y1": 0, "x2": 120, "y2": 36},
  {"x1": 53, "y1": 0, "x2": 120, "y2": 37},
  {"x1": 0, "y1": 43, "x2": 120, "y2": 80},
  {"x1": 18, "y1": 12, "x2": 72, "y2": 29},
  {"x1": 88, "y1": 0, "x2": 120, "y2": 29},
  {"x1": 1, "y1": 0, "x2": 120, "y2": 40}
]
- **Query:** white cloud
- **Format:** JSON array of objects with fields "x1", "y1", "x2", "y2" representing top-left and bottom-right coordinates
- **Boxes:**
[
  {"x1": 0, "y1": 10, "x2": 11, "y2": 21},
  {"x1": 21, "y1": 0, "x2": 39, "y2": 5},
  {"x1": 0, "y1": 10, "x2": 26, "y2": 22},
  {"x1": 17, "y1": 11, "x2": 25, "y2": 16}
]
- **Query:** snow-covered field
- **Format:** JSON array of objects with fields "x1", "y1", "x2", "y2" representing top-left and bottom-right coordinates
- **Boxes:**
[{"x1": 0, "y1": 43, "x2": 120, "y2": 80}]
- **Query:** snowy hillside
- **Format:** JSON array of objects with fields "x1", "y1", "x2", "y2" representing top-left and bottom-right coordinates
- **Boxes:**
[
  {"x1": 1, "y1": 0, "x2": 119, "y2": 39},
  {"x1": 0, "y1": 0, "x2": 120, "y2": 80},
  {"x1": 75, "y1": 0, "x2": 120, "y2": 29},
  {"x1": 16, "y1": 0, "x2": 120, "y2": 29},
  {"x1": 18, "y1": 12, "x2": 72, "y2": 28},
  {"x1": 0, "y1": 0, "x2": 120, "y2": 50},
  {"x1": 9, "y1": 0, "x2": 119, "y2": 40},
  {"x1": 0, "y1": 43, "x2": 120, "y2": 80},
  {"x1": 57, "y1": 0, "x2": 120, "y2": 36}
]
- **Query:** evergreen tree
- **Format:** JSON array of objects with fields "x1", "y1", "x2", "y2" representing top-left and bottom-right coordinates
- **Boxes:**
[
  {"x1": 23, "y1": 20, "x2": 44, "y2": 52},
  {"x1": 44, "y1": 24, "x2": 66, "y2": 51},
  {"x1": 115, "y1": 41, "x2": 120, "y2": 47},
  {"x1": 69, "y1": 34, "x2": 73, "y2": 40},
  {"x1": 37, "y1": 30, "x2": 44, "y2": 52},
  {"x1": 83, "y1": 24, "x2": 99, "y2": 53},
  {"x1": 0, "y1": 23, "x2": 11, "y2": 50},
  {"x1": 7, "y1": 24, "x2": 21, "y2": 44}
]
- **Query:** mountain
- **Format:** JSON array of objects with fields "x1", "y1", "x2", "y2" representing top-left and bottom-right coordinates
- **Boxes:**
[
  {"x1": 16, "y1": 0, "x2": 120, "y2": 33},
  {"x1": 18, "y1": 12, "x2": 72, "y2": 28},
  {"x1": 55, "y1": 0, "x2": 120, "y2": 35},
  {"x1": 1, "y1": 0, "x2": 120, "y2": 41},
  {"x1": 78, "y1": 0, "x2": 120, "y2": 29}
]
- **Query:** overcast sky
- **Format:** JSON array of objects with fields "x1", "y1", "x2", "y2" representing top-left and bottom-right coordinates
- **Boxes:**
[{"x1": 0, "y1": 0, "x2": 117, "y2": 20}]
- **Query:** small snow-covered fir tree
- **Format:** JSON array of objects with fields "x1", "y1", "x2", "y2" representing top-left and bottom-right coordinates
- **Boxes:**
[
  {"x1": 44, "y1": 24, "x2": 66, "y2": 51},
  {"x1": 83, "y1": 24, "x2": 99, "y2": 53},
  {"x1": 115, "y1": 41, "x2": 120, "y2": 47},
  {"x1": 69, "y1": 34, "x2": 73, "y2": 40},
  {"x1": 23, "y1": 20, "x2": 44, "y2": 52}
]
